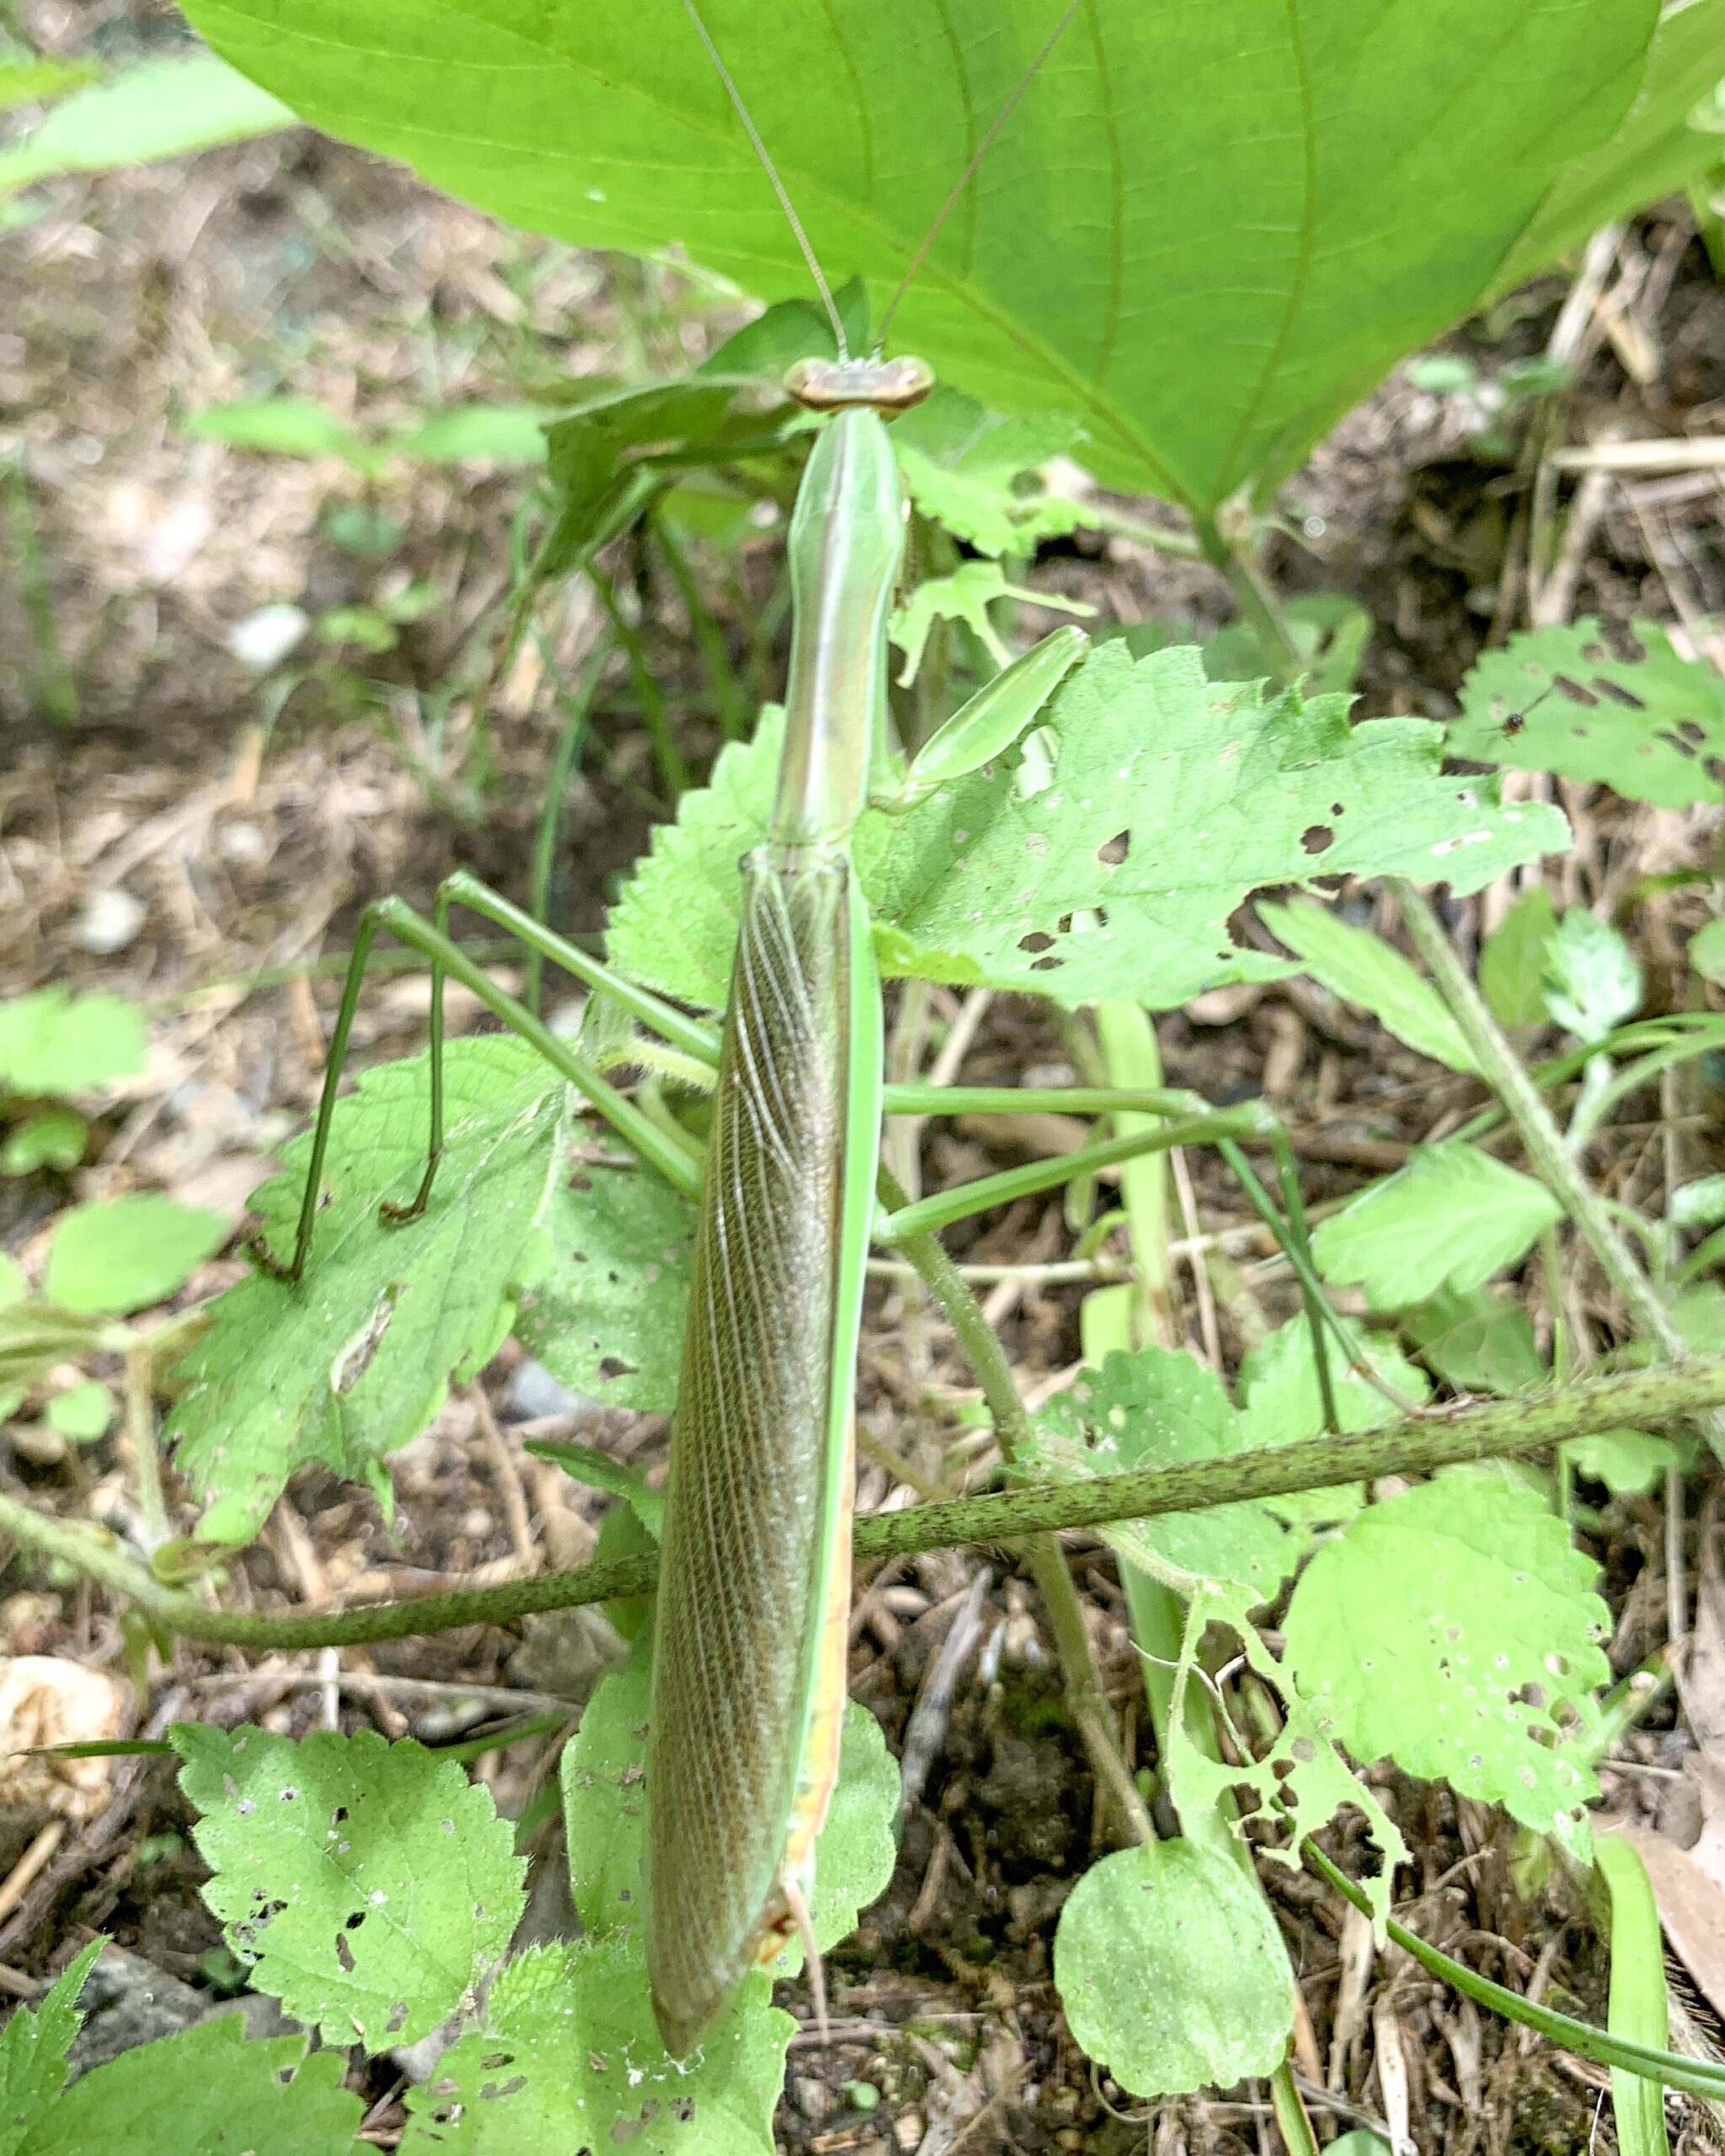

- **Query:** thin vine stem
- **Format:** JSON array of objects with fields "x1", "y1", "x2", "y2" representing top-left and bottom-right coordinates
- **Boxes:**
[
  {"x1": 8, "y1": 1357, "x2": 1721, "y2": 1654},
  {"x1": 1391, "y1": 878, "x2": 1725, "y2": 1465}
]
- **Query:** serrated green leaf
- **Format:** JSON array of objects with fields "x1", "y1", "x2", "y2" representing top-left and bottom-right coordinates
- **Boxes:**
[
  {"x1": 1690, "y1": 918, "x2": 1725, "y2": 987},
  {"x1": 1257, "y1": 897, "x2": 1476, "y2": 1071},
  {"x1": 0, "y1": 51, "x2": 291, "y2": 195},
  {"x1": 1312, "y1": 1142, "x2": 1562, "y2": 1310},
  {"x1": 1479, "y1": 884, "x2": 1559, "y2": 1030},
  {"x1": 514, "y1": 1156, "x2": 696, "y2": 1416},
  {"x1": 0, "y1": 1942, "x2": 99, "y2": 2153},
  {"x1": 166, "y1": 1038, "x2": 565, "y2": 1545},
  {"x1": 1283, "y1": 1466, "x2": 1610, "y2": 1844},
  {"x1": 1236, "y1": 1315, "x2": 1429, "y2": 1526},
  {"x1": 0, "y1": 1107, "x2": 87, "y2": 1176},
  {"x1": 1564, "y1": 1428, "x2": 1678, "y2": 1497},
  {"x1": 43, "y1": 1195, "x2": 227, "y2": 1315},
  {"x1": 0, "y1": 988, "x2": 145, "y2": 1095},
  {"x1": 1448, "y1": 618, "x2": 1725, "y2": 808},
  {"x1": 1028, "y1": 1346, "x2": 1294, "y2": 1599},
  {"x1": 1053, "y1": 1838, "x2": 1292, "y2": 2099},
  {"x1": 179, "y1": 0, "x2": 1654, "y2": 511},
  {"x1": 891, "y1": 387, "x2": 1086, "y2": 557},
  {"x1": 1542, "y1": 909, "x2": 1642, "y2": 1043},
  {"x1": 1404, "y1": 1285, "x2": 1546, "y2": 1396},
  {"x1": 1165, "y1": 1587, "x2": 1408, "y2": 1920},
  {"x1": 610, "y1": 646, "x2": 1566, "y2": 1015},
  {"x1": 400, "y1": 1939, "x2": 792, "y2": 2154},
  {"x1": 173, "y1": 1721, "x2": 526, "y2": 2048},
  {"x1": 21, "y1": 2009, "x2": 362, "y2": 2155}
]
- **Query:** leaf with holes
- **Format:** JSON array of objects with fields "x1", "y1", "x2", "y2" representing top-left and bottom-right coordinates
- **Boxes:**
[
  {"x1": 171, "y1": 1722, "x2": 526, "y2": 2048},
  {"x1": 514, "y1": 1155, "x2": 695, "y2": 1415},
  {"x1": 1236, "y1": 1315, "x2": 1430, "y2": 1527},
  {"x1": 610, "y1": 645, "x2": 1567, "y2": 1014},
  {"x1": 1447, "y1": 618, "x2": 1725, "y2": 808},
  {"x1": 1257, "y1": 897, "x2": 1477, "y2": 1071},
  {"x1": 181, "y1": 0, "x2": 1656, "y2": 511},
  {"x1": 1054, "y1": 1838, "x2": 1293, "y2": 2100},
  {"x1": 1164, "y1": 1586, "x2": 1409, "y2": 1922},
  {"x1": 166, "y1": 1038, "x2": 565, "y2": 1545},
  {"x1": 0, "y1": 987, "x2": 145, "y2": 1095},
  {"x1": 1026, "y1": 1345, "x2": 1295, "y2": 1600},
  {"x1": 400, "y1": 1938, "x2": 791, "y2": 2154},
  {"x1": 1313, "y1": 1142, "x2": 1562, "y2": 1309},
  {"x1": 22, "y1": 2013, "x2": 363, "y2": 2156},
  {"x1": 1282, "y1": 1465, "x2": 1610, "y2": 1846},
  {"x1": 890, "y1": 387, "x2": 1087, "y2": 557}
]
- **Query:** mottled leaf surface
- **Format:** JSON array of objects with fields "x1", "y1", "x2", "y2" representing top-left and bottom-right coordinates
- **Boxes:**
[
  {"x1": 611, "y1": 647, "x2": 1567, "y2": 1014},
  {"x1": 174, "y1": 1723, "x2": 526, "y2": 2048},
  {"x1": 1283, "y1": 1466, "x2": 1610, "y2": 1846},
  {"x1": 167, "y1": 1038, "x2": 564, "y2": 1544}
]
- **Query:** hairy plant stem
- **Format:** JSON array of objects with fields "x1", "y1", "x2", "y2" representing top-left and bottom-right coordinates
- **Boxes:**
[
  {"x1": 7, "y1": 1358, "x2": 1720, "y2": 1652},
  {"x1": 884, "y1": 1173, "x2": 1154, "y2": 1844},
  {"x1": 1391, "y1": 878, "x2": 1725, "y2": 1465}
]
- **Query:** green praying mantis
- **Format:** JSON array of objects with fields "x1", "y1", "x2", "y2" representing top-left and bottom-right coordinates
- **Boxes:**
[{"x1": 251, "y1": 0, "x2": 1338, "y2": 2062}]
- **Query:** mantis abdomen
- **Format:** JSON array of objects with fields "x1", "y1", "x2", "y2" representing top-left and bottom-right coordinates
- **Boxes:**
[{"x1": 646, "y1": 846, "x2": 883, "y2": 2057}]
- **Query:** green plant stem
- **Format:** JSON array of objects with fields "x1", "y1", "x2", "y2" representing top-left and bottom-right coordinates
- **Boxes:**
[
  {"x1": 14, "y1": 1358, "x2": 1722, "y2": 1654},
  {"x1": 1308, "y1": 1842, "x2": 1725, "y2": 2105},
  {"x1": 883, "y1": 1171, "x2": 1154, "y2": 1845},
  {"x1": 1269, "y1": 2062, "x2": 1320, "y2": 2156},
  {"x1": 1193, "y1": 510, "x2": 1301, "y2": 684},
  {"x1": 1391, "y1": 878, "x2": 1725, "y2": 1465}
]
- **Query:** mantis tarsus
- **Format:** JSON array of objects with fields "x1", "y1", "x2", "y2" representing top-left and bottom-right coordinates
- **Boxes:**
[{"x1": 254, "y1": 0, "x2": 1342, "y2": 2063}]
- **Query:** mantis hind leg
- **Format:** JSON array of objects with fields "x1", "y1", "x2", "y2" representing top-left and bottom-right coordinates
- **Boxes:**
[{"x1": 250, "y1": 876, "x2": 714, "y2": 1288}]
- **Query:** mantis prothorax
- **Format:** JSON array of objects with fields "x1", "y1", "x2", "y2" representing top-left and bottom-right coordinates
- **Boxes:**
[{"x1": 249, "y1": 0, "x2": 1340, "y2": 2065}]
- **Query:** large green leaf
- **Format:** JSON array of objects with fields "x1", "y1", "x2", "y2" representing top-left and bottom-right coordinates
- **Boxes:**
[
  {"x1": 1053, "y1": 1838, "x2": 1292, "y2": 2099},
  {"x1": 1312, "y1": 1140, "x2": 1562, "y2": 1309},
  {"x1": 166, "y1": 1038, "x2": 566, "y2": 1545},
  {"x1": 179, "y1": 0, "x2": 1655, "y2": 510},
  {"x1": 610, "y1": 646, "x2": 1567, "y2": 1014},
  {"x1": 173, "y1": 1723, "x2": 526, "y2": 2049},
  {"x1": 0, "y1": 988, "x2": 145, "y2": 1095},
  {"x1": 1497, "y1": 0, "x2": 1725, "y2": 292},
  {"x1": 1282, "y1": 1465, "x2": 1610, "y2": 1846},
  {"x1": 1448, "y1": 618, "x2": 1725, "y2": 809}
]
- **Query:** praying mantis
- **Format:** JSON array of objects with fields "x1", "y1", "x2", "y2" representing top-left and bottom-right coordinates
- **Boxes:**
[{"x1": 251, "y1": 0, "x2": 1335, "y2": 2063}]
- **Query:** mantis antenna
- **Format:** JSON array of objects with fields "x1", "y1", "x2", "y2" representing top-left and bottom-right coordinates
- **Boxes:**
[
  {"x1": 874, "y1": 0, "x2": 1087, "y2": 351},
  {"x1": 682, "y1": 0, "x2": 1087, "y2": 366},
  {"x1": 679, "y1": 0, "x2": 851, "y2": 360}
]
